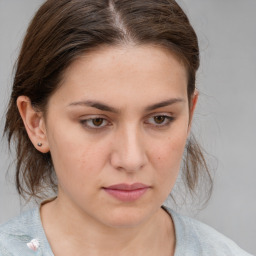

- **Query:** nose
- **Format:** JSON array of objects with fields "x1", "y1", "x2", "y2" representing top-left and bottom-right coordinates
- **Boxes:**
[{"x1": 110, "y1": 125, "x2": 148, "y2": 173}]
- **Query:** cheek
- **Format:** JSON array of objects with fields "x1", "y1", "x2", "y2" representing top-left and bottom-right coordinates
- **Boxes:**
[
  {"x1": 46, "y1": 121, "x2": 109, "y2": 184},
  {"x1": 155, "y1": 134, "x2": 186, "y2": 164},
  {"x1": 146, "y1": 131, "x2": 188, "y2": 201},
  {"x1": 150, "y1": 129, "x2": 188, "y2": 185}
]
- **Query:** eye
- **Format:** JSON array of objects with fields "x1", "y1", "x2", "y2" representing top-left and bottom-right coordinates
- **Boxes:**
[
  {"x1": 80, "y1": 117, "x2": 110, "y2": 129},
  {"x1": 154, "y1": 116, "x2": 166, "y2": 124},
  {"x1": 91, "y1": 118, "x2": 104, "y2": 126},
  {"x1": 146, "y1": 114, "x2": 174, "y2": 127}
]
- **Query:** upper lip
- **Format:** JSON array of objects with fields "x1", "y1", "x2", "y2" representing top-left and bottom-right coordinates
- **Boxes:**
[{"x1": 104, "y1": 183, "x2": 150, "y2": 191}]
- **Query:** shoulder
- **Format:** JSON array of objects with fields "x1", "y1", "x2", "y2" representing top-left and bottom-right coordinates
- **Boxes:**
[
  {"x1": 0, "y1": 208, "x2": 49, "y2": 255},
  {"x1": 163, "y1": 206, "x2": 254, "y2": 256}
]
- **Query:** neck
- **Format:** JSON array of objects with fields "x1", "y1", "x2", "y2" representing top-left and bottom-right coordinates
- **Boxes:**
[{"x1": 41, "y1": 197, "x2": 175, "y2": 256}]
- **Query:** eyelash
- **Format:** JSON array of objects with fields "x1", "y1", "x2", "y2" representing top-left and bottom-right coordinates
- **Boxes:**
[
  {"x1": 145, "y1": 115, "x2": 174, "y2": 127},
  {"x1": 80, "y1": 114, "x2": 174, "y2": 130},
  {"x1": 80, "y1": 117, "x2": 110, "y2": 129}
]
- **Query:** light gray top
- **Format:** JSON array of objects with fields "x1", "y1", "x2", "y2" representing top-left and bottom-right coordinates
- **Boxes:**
[{"x1": 0, "y1": 206, "x2": 253, "y2": 256}]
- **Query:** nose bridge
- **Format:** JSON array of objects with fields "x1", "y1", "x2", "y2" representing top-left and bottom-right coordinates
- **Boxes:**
[{"x1": 111, "y1": 123, "x2": 147, "y2": 172}]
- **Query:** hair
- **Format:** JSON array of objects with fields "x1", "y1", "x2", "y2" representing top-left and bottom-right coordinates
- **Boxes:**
[{"x1": 4, "y1": 0, "x2": 212, "y2": 202}]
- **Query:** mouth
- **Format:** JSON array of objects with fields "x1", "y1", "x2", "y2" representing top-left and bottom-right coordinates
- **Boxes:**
[{"x1": 103, "y1": 183, "x2": 150, "y2": 202}]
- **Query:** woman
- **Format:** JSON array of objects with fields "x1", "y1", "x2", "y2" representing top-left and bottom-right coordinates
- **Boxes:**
[{"x1": 0, "y1": 0, "x2": 253, "y2": 255}]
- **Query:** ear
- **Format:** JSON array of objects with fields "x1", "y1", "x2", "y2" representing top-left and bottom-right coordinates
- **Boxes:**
[
  {"x1": 17, "y1": 96, "x2": 50, "y2": 153},
  {"x1": 187, "y1": 89, "x2": 199, "y2": 134}
]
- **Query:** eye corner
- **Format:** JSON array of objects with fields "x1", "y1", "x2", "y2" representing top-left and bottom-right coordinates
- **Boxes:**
[
  {"x1": 144, "y1": 113, "x2": 175, "y2": 128},
  {"x1": 80, "y1": 116, "x2": 112, "y2": 130}
]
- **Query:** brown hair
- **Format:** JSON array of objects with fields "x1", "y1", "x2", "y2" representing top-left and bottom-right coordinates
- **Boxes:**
[{"x1": 4, "y1": 0, "x2": 212, "y2": 202}]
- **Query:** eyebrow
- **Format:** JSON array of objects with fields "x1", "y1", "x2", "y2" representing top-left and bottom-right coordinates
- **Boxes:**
[
  {"x1": 68, "y1": 98, "x2": 185, "y2": 113},
  {"x1": 68, "y1": 100, "x2": 119, "y2": 113},
  {"x1": 145, "y1": 98, "x2": 185, "y2": 111}
]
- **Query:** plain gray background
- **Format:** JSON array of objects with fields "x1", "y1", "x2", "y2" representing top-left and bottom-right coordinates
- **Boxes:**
[{"x1": 0, "y1": 0, "x2": 255, "y2": 255}]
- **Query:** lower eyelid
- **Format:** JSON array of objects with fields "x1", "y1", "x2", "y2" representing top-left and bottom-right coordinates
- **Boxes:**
[
  {"x1": 158, "y1": 117, "x2": 174, "y2": 125},
  {"x1": 80, "y1": 115, "x2": 174, "y2": 128},
  {"x1": 80, "y1": 118, "x2": 109, "y2": 128},
  {"x1": 144, "y1": 116, "x2": 174, "y2": 127}
]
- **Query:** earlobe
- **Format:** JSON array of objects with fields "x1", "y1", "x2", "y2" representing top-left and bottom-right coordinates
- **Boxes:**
[
  {"x1": 17, "y1": 96, "x2": 50, "y2": 153},
  {"x1": 188, "y1": 89, "x2": 199, "y2": 134}
]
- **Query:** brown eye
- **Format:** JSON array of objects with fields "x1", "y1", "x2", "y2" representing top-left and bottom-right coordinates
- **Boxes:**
[
  {"x1": 80, "y1": 117, "x2": 109, "y2": 129},
  {"x1": 154, "y1": 116, "x2": 166, "y2": 124},
  {"x1": 92, "y1": 118, "x2": 104, "y2": 126},
  {"x1": 146, "y1": 115, "x2": 174, "y2": 127}
]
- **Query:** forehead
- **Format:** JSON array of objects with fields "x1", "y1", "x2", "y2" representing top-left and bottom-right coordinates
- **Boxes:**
[{"x1": 50, "y1": 45, "x2": 188, "y2": 108}]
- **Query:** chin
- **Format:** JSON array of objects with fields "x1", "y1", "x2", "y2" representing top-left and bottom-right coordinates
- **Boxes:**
[{"x1": 101, "y1": 205, "x2": 156, "y2": 228}]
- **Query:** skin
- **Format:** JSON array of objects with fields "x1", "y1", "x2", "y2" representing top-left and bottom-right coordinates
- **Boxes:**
[{"x1": 17, "y1": 45, "x2": 198, "y2": 256}]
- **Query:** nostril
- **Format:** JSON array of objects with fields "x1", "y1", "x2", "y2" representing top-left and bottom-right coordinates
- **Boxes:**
[
  {"x1": 116, "y1": 166, "x2": 124, "y2": 171},
  {"x1": 110, "y1": 152, "x2": 147, "y2": 173}
]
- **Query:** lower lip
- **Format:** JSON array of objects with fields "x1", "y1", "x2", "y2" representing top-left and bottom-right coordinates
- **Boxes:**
[{"x1": 103, "y1": 188, "x2": 149, "y2": 202}]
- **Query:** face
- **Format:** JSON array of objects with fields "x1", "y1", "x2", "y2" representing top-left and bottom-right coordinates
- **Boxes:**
[{"x1": 42, "y1": 45, "x2": 196, "y2": 228}]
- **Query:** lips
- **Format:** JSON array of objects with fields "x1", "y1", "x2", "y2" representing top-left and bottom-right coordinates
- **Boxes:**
[
  {"x1": 103, "y1": 183, "x2": 150, "y2": 202},
  {"x1": 105, "y1": 183, "x2": 149, "y2": 190}
]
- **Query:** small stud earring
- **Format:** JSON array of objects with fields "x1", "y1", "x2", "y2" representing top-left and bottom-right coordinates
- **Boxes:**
[{"x1": 37, "y1": 143, "x2": 43, "y2": 147}]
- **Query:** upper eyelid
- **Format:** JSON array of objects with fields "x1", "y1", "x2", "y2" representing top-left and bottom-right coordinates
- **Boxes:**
[
  {"x1": 79, "y1": 114, "x2": 109, "y2": 120},
  {"x1": 79, "y1": 115, "x2": 174, "y2": 132},
  {"x1": 80, "y1": 117, "x2": 111, "y2": 130},
  {"x1": 145, "y1": 113, "x2": 175, "y2": 124},
  {"x1": 146, "y1": 115, "x2": 174, "y2": 122},
  {"x1": 144, "y1": 112, "x2": 174, "y2": 119},
  {"x1": 79, "y1": 113, "x2": 174, "y2": 121}
]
